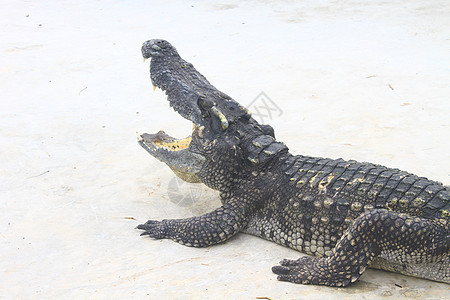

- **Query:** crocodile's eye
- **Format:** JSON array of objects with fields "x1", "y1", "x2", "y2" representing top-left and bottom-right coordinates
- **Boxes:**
[{"x1": 198, "y1": 95, "x2": 215, "y2": 110}]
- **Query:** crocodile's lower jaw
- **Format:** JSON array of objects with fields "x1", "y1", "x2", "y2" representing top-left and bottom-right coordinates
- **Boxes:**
[
  {"x1": 138, "y1": 119, "x2": 201, "y2": 153},
  {"x1": 138, "y1": 126, "x2": 203, "y2": 184},
  {"x1": 138, "y1": 130, "x2": 192, "y2": 152}
]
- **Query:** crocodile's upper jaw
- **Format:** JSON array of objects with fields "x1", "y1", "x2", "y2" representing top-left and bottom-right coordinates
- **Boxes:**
[
  {"x1": 140, "y1": 39, "x2": 206, "y2": 182},
  {"x1": 141, "y1": 39, "x2": 204, "y2": 125}
]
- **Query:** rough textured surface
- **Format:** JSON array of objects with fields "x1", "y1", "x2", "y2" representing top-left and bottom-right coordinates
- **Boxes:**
[
  {"x1": 1, "y1": 0, "x2": 449, "y2": 298},
  {"x1": 137, "y1": 40, "x2": 449, "y2": 287}
]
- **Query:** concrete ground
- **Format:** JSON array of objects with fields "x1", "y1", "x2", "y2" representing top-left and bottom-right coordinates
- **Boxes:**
[{"x1": 1, "y1": 0, "x2": 449, "y2": 298}]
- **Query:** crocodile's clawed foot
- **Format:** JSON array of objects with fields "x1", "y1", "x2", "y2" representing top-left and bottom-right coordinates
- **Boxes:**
[
  {"x1": 272, "y1": 256, "x2": 321, "y2": 285},
  {"x1": 136, "y1": 220, "x2": 170, "y2": 239},
  {"x1": 272, "y1": 256, "x2": 353, "y2": 287}
]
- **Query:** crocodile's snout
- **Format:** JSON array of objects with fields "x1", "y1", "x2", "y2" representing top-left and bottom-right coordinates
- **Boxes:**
[
  {"x1": 141, "y1": 40, "x2": 156, "y2": 59},
  {"x1": 141, "y1": 39, "x2": 171, "y2": 59}
]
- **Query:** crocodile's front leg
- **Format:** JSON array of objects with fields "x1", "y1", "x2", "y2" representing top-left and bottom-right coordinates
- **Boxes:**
[
  {"x1": 272, "y1": 209, "x2": 449, "y2": 286},
  {"x1": 137, "y1": 197, "x2": 254, "y2": 247}
]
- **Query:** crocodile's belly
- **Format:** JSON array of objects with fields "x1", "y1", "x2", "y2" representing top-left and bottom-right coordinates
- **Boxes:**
[{"x1": 242, "y1": 212, "x2": 342, "y2": 257}]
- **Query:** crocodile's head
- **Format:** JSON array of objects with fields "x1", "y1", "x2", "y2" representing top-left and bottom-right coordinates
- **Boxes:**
[{"x1": 139, "y1": 39, "x2": 285, "y2": 189}]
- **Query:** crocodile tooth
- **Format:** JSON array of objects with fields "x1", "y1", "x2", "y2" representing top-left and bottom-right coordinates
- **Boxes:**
[
  {"x1": 153, "y1": 85, "x2": 157, "y2": 91},
  {"x1": 136, "y1": 132, "x2": 143, "y2": 141}
]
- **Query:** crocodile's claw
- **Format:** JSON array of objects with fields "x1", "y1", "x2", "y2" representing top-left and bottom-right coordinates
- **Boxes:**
[{"x1": 136, "y1": 220, "x2": 170, "y2": 239}]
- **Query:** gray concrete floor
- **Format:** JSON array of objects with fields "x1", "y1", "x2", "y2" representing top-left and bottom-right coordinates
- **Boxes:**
[{"x1": 1, "y1": 0, "x2": 449, "y2": 298}]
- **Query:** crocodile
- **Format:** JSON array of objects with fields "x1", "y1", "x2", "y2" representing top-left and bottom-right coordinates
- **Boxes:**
[{"x1": 136, "y1": 39, "x2": 449, "y2": 287}]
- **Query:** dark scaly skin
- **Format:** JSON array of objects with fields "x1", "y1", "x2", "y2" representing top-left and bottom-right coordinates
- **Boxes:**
[{"x1": 136, "y1": 39, "x2": 450, "y2": 286}]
